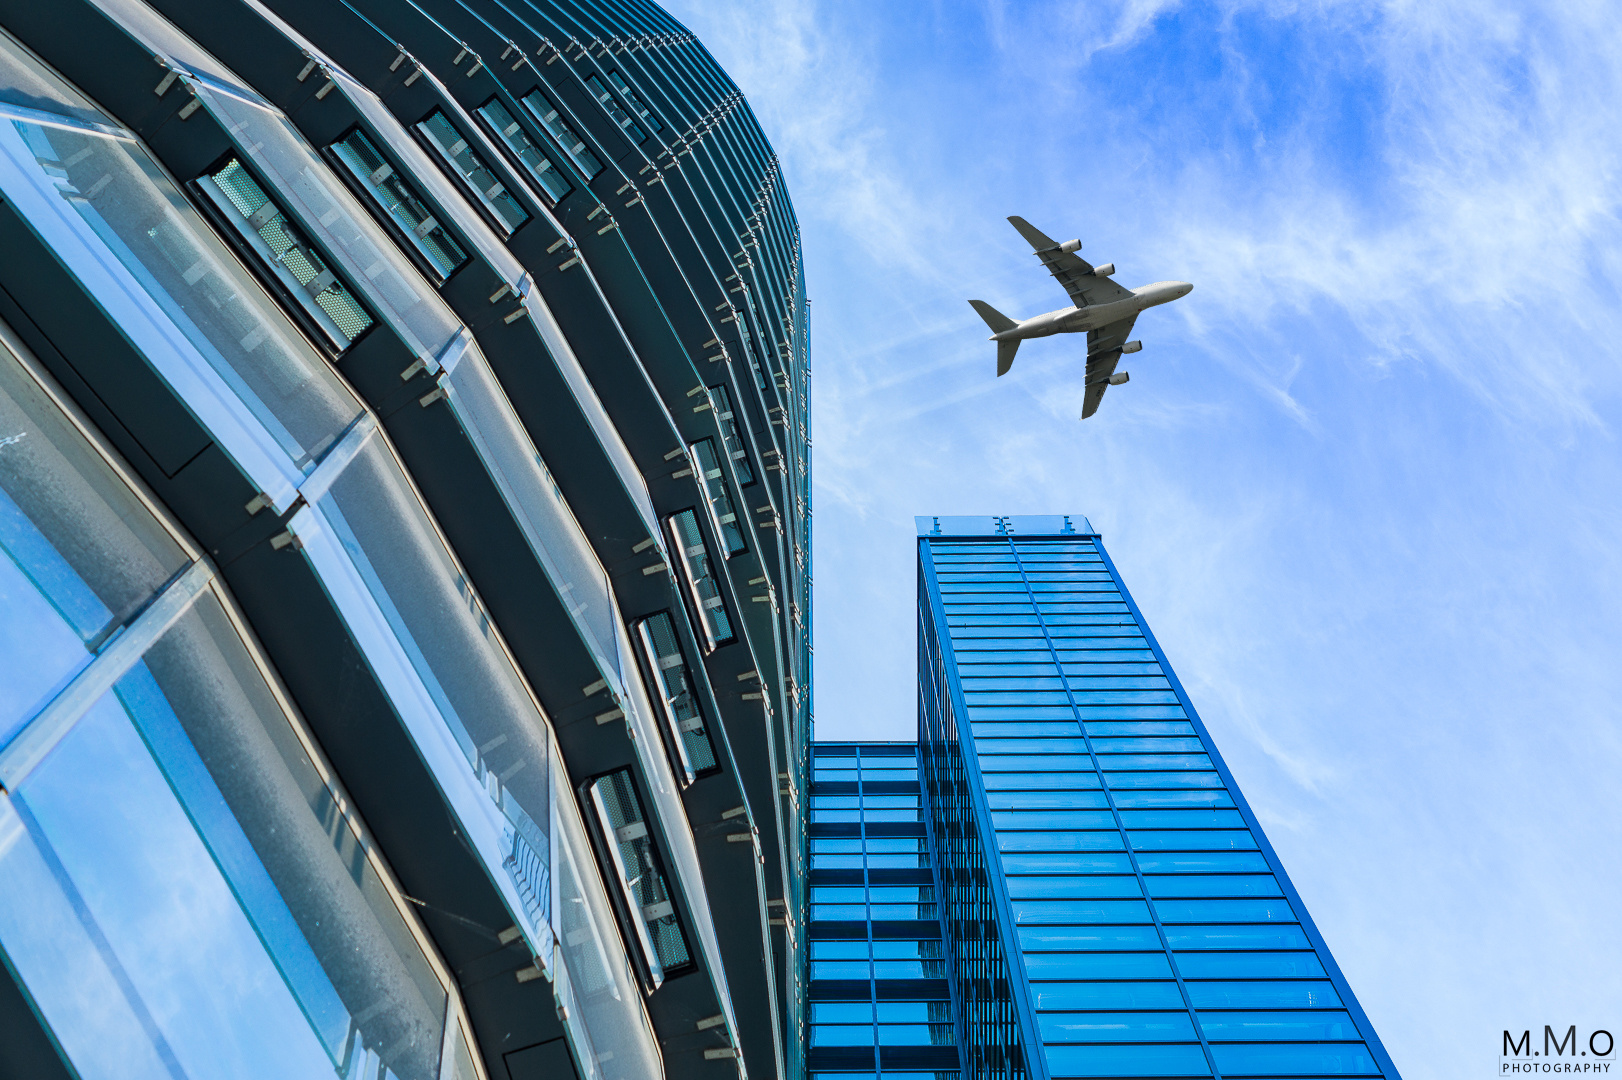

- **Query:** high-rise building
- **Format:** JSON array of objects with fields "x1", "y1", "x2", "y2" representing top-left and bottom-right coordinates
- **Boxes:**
[
  {"x1": 801, "y1": 515, "x2": 1402, "y2": 1080},
  {"x1": 0, "y1": 1, "x2": 809, "y2": 1078}
]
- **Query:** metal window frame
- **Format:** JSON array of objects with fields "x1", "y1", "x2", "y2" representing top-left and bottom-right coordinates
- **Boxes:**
[
  {"x1": 664, "y1": 507, "x2": 737, "y2": 651},
  {"x1": 580, "y1": 766, "x2": 695, "y2": 993},
  {"x1": 325, "y1": 124, "x2": 470, "y2": 286},
  {"x1": 410, "y1": 108, "x2": 532, "y2": 238},
  {"x1": 191, "y1": 151, "x2": 374, "y2": 354},
  {"x1": 630, "y1": 610, "x2": 720, "y2": 786}
]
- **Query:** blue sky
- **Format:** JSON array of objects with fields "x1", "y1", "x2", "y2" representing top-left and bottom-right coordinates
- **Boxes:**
[{"x1": 662, "y1": 1, "x2": 1622, "y2": 1075}]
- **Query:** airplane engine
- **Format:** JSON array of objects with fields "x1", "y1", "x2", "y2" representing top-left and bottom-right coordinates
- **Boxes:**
[
  {"x1": 1108, "y1": 372, "x2": 1130, "y2": 385},
  {"x1": 1093, "y1": 263, "x2": 1115, "y2": 277},
  {"x1": 1120, "y1": 340, "x2": 1142, "y2": 354},
  {"x1": 1058, "y1": 238, "x2": 1082, "y2": 254}
]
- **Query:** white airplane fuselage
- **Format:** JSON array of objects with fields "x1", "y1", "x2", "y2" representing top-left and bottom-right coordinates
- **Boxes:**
[{"x1": 989, "y1": 280, "x2": 1194, "y2": 342}]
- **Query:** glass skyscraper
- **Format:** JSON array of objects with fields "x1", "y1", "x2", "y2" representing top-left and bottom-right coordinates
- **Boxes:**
[
  {"x1": 0, "y1": 1, "x2": 810, "y2": 1077},
  {"x1": 802, "y1": 516, "x2": 1404, "y2": 1080},
  {"x1": 904, "y1": 514, "x2": 1397, "y2": 1080}
]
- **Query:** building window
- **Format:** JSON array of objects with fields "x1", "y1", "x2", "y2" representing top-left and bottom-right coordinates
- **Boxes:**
[
  {"x1": 606, "y1": 71, "x2": 662, "y2": 132},
  {"x1": 666, "y1": 509, "x2": 735, "y2": 649},
  {"x1": 583, "y1": 74, "x2": 645, "y2": 143},
  {"x1": 330, "y1": 127, "x2": 468, "y2": 282},
  {"x1": 472, "y1": 98, "x2": 572, "y2": 204},
  {"x1": 690, "y1": 437, "x2": 746, "y2": 556},
  {"x1": 586, "y1": 768, "x2": 692, "y2": 988},
  {"x1": 709, "y1": 383, "x2": 754, "y2": 485},
  {"x1": 196, "y1": 156, "x2": 374, "y2": 350},
  {"x1": 519, "y1": 90, "x2": 603, "y2": 180},
  {"x1": 414, "y1": 110, "x2": 531, "y2": 235},
  {"x1": 634, "y1": 612, "x2": 719, "y2": 783}
]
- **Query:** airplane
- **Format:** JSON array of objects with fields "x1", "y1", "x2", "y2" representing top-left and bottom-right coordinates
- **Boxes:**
[{"x1": 969, "y1": 216, "x2": 1192, "y2": 418}]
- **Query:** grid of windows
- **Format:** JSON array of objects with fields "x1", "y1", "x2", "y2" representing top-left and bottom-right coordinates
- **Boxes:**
[
  {"x1": 919, "y1": 598, "x2": 1034, "y2": 1080},
  {"x1": 808, "y1": 745, "x2": 962, "y2": 1080},
  {"x1": 920, "y1": 534, "x2": 1395, "y2": 1080}
]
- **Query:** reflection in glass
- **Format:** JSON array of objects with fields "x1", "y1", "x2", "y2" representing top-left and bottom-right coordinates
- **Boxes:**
[
  {"x1": 0, "y1": 338, "x2": 187, "y2": 737},
  {"x1": 0, "y1": 592, "x2": 447, "y2": 1080}
]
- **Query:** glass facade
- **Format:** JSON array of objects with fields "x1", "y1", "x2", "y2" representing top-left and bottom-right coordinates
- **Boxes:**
[
  {"x1": 808, "y1": 743, "x2": 964, "y2": 1080},
  {"x1": 909, "y1": 516, "x2": 1403, "y2": 1080},
  {"x1": 0, "y1": 2, "x2": 812, "y2": 1077}
]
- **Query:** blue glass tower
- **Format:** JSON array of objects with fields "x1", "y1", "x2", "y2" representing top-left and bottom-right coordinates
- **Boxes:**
[
  {"x1": 911, "y1": 514, "x2": 1402, "y2": 1080},
  {"x1": 806, "y1": 742, "x2": 963, "y2": 1078}
]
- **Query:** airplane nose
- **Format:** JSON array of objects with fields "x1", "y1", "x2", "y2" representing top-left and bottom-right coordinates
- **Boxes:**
[{"x1": 1175, "y1": 281, "x2": 1193, "y2": 298}]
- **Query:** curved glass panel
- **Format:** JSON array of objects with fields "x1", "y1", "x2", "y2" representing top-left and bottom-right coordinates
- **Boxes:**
[
  {"x1": 520, "y1": 287, "x2": 659, "y2": 544},
  {"x1": 293, "y1": 437, "x2": 555, "y2": 949},
  {"x1": 0, "y1": 114, "x2": 360, "y2": 505},
  {"x1": 0, "y1": 590, "x2": 448, "y2": 1080},
  {"x1": 438, "y1": 347, "x2": 621, "y2": 689},
  {"x1": 0, "y1": 334, "x2": 187, "y2": 738},
  {"x1": 188, "y1": 83, "x2": 463, "y2": 366}
]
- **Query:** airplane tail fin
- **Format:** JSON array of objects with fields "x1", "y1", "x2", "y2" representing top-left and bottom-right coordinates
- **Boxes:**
[
  {"x1": 968, "y1": 299, "x2": 1017, "y2": 334},
  {"x1": 968, "y1": 300, "x2": 1021, "y2": 376},
  {"x1": 997, "y1": 339, "x2": 1020, "y2": 377}
]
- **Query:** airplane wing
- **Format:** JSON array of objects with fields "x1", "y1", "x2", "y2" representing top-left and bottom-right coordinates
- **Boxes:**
[
  {"x1": 1081, "y1": 314, "x2": 1139, "y2": 419},
  {"x1": 1087, "y1": 313, "x2": 1138, "y2": 358},
  {"x1": 1008, "y1": 216, "x2": 1134, "y2": 308}
]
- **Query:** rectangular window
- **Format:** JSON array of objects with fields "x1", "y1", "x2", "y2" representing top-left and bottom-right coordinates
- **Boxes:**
[
  {"x1": 607, "y1": 71, "x2": 662, "y2": 132},
  {"x1": 709, "y1": 384, "x2": 754, "y2": 484},
  {"x1": 519, "y1": 90, "x2": 603, "y2": 179},
  {"x1": 666, "y1": 509, "x2": 735, "y2": 649},
  {"x1": 474, "y1": 98, "x2": 572, "y2": 203},
  {"x1": 690, "y1": 438, "x2": 746, "y2": 555},
  {"x1": 586, "y1": 768, "x2": 691, "y2": 987},
  {"x1": 634, "y1": 612, "x2": 718, "y2": 782},
  {"x1": 414, "y1": 110, "x2": 530, "y2": 234},
  {"x1": 583, "y1": 73, "x2": 645, "y2": 143},
  {"x1": 195, "y1": 156, "x2": 373, "y2": 350},
  {"x1": 329, "y1": 128, "x2": 468, "y2": 282}
]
